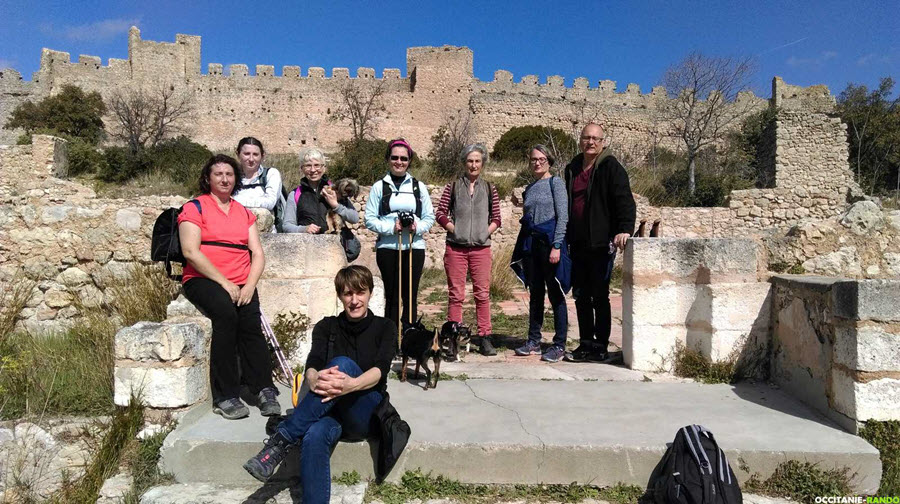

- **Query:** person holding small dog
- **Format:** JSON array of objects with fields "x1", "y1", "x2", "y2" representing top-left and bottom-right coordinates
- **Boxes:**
[
  {"x1": 281, "y1": 147, "x2": 359, "y2": 234},
  {"x1": 435, "y1": 143, "x2": 502, "y2": 356},
  {"x1": 178, "y1": 154, "x2": 280, "y2": 420},
  {"x1": 510, "y1": 145, "x2": 570, "y2": 363},
  {"x1": 244, "y1": 265, "x2": 404, "y2": 504},
  {"x1": 364, "y1": 138, "x2": 435, "y2": 330}
]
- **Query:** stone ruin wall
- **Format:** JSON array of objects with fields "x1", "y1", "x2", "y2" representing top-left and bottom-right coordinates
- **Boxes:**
[{"x1": 0, "y1": 27, "x2": 762, "y2": 156}]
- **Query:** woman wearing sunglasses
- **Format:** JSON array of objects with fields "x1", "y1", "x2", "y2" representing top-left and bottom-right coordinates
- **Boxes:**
[{"x1": 364, "y1": 139, "x2": 435, "y2": 333}]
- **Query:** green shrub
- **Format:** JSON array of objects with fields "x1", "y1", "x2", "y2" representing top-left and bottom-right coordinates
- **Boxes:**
[
  {"x1": 67, "y1": 138, "x2": 107, "y2": 176},
  {"x1": 860, "y1": 420, "x2": 900, "y2": 495},
  {"x1": 99, "y1": 146, "x2": 153, "y2": 182},
  {"x1": 330, "y1": 138, "x2": 426, "y2": 186},
  {"x1": 492, "y1": 125, "x2": 576, "y2": 162},
  {"x1": 151, "y1": 136, "x2": 212, "y2": 186},
  {"x1": 673, "y1": 342, "x2": 739, "y2": 384},
  {"x1": 3, "y1": 84, "x2": 106, "y2": 144},
  {"x1": 744, "y1": 460, "x2": 852, "y2": 502}
]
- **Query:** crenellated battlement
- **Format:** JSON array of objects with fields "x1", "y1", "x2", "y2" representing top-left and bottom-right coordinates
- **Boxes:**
[{"x1": 0, "y1": 28, "x2": 827, "y2": 155}]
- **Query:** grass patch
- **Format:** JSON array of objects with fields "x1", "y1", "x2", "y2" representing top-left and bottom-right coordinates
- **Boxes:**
[
  {"x1": 609, "y1": 265, "x2": 623, "y2": 291},
  {"x1": 672, "y1": 342, "x2": 738, "y2": 384},
  {"x1": 120, "y1": 424, "x2": 175, "y2": 503},
  {"x1": 366, "y1": 469, "x2": 643, "y2": 504},
  {"x1": 424, "y1": 289, "x2": 445, "y2": 304},
  {"x1": 418, "y1": 267, "x2": 446, "y2": 291},
  {"x1": 491, "y1": 310, "x2": 554, "y2": 337},
  {"x1": 490, "y1": 246, "x2": 517, "y2": 302},
  {"x1": 53, "y1": 399, "x2": 145, "y2": 503},
  {"x1": 743, "y1": 460, "x2": 852, "y2": 502},
  {"x1": 0, "y1": 273, "x2": 35, "y2": 340},
  {"x1": 87, "y1": 170, "x2": 194, "y2": 198},
  {"x1": 860, "y1": 420, "x2": 900, "y2": 495},
  {"x1": 437, "y1": 372, "x2": 470, "y2": 381},
  {"x1": 1, "y1": 265, "x2": 176, "y2": 420},
  {"x1": 333, "y1": 470, "x2": 362, "y2": 486},
  {"x1": 271, "y1": 310, "x2": 310, "y2": 361}
]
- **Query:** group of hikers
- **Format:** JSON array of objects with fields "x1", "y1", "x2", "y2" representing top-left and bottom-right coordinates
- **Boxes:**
[{"x1": 173, "y1": 122, "x2": 636, "y2": 503}]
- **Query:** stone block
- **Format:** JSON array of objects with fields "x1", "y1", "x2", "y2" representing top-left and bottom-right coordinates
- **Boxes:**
[
  {"x1": 833, "y1": 279, "x2": 900, "y2": 322},
  {"x1": 255, "y1": 65, "x2": 274, "y2": 77},
  {"x1": 207, "y1": 63, "x2": 223, "y2": 75},
  {"x1": 307, "y1": 67, "x2": 325, "y2": 78},
  {"x1": 834, "y1": 324, "x2": 900, "y2": 372},
  {"x1": 839, "y1": 201, "x2": 884, "y2": 235},
  {"x1": 114, "y1": 366, "x2": 206, "y2": 408},
  {"x1": 256, "y1": 277, "x2": 338, "y2": 326},
  {"x1": 115, "y1": 322, "x2": 208, "y2": 362},
  {"x1": 702, "y1": 283, "x2": 771, "y2": 332},
  {"x1": 332, "y1": 67, "x2": 350, "y2": 79},
  {"x1": 166, "y1": 294, "x2": 205, "y2": 319},
  {"x1": 831, "y1": 369, "x2": 900, "y2": 422},
  {"x1": 281, "y1": 65, "x2": 300, "y2": 78},
  {"x1": 627, "y1": 238, "x2": 758, "y2": 284},
  {"x1": 260, "y1": 233, "x2": 345, "y2": 280},
  {"x1": 229, "y1": 64, "x2": 248, "y2": 77},
  {"x1": 629, "y1": 284, "x2": 698, "y2": 326},
  {"x1": 624, "y1": 325, "x2": 685, "y2": 372},
  {"x1": 56, "y1": 267, "x2": 91, "y2": 287}
]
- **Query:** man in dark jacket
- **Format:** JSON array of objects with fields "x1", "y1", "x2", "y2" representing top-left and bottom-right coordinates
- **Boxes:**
[{"x1": 564, "y1": 123, "x2": 636, "y2": 363}]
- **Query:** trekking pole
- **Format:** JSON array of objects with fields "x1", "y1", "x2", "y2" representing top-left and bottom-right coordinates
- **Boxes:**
[
  {"x1": 408, "y1": 229, "x2": 413, "y2": 326},
  {"x1": 260, "y1": 311, "x2": 294, "y2": 389},
  {"x1": 397, "y1": 231, "x2": 403, "y2": 349}
]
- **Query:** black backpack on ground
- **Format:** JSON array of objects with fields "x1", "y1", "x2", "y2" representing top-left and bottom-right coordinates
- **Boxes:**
[
  {"x1": 150, "y1": 199, "x2": 249, "y2": 279},
  {"x1": 647, "y1": 425, "x2": 742, "y2": 504}
]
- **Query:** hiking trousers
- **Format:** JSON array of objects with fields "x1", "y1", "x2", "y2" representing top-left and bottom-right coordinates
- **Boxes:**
[
  {"x1": 376, "y1": 247, "x2": 425, "y2": 328},
  {"x1": 182, "y1": 277, "x2": 274, "y2": 403},
  {"x1": 570, "y1": 244, "x2": 615, "y2": 351},
  {"x1": 277, "y1": 356, "x2": 382, "y2": 504},
  {"x1": 443, "y1": 243, "x2": 492, "y2": 336}
]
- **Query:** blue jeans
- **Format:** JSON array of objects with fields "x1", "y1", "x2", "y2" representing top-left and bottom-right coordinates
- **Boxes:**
[
  {"x1": 527, "y1": 240, "x2": 568, "y2": 348},
  {"x1": 276, "y1": 356, "x2": 383, "y2": 504}
]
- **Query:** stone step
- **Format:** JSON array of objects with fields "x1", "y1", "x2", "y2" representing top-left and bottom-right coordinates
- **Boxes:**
[
  {"x1": 159, "y1": 380, "x2": 882, "y2": 494},
  {"x1": 139, "y1": 482, "x2": 366, "y2": 504}
]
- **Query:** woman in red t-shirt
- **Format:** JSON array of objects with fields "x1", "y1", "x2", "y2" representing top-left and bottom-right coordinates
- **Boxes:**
[{"x1": 178, "y1": 154, "x2": 281, "y2": 420}]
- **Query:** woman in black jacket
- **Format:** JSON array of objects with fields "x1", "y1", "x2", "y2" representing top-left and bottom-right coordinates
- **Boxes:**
[
  {"x1": 281, "y1": 147, "x2": 359, "y2": 234},
  {"x1": 243, "y1": 265, "x2": 396, "y2": 504}
]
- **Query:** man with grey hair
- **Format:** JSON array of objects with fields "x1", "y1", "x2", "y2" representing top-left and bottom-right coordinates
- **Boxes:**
[{"x1": 563, "y1": 123, "x2": 636, "y2": 363}]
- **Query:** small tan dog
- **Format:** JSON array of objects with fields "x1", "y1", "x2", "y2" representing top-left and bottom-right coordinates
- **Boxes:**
[{"x1": 323, "y1": 178, "x2": 360, "y2": 233}]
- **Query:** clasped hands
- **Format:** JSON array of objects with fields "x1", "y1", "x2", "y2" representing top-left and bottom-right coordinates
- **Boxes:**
[{"x1": 310, "y1": 366, "x2": 355, "y2": 403}]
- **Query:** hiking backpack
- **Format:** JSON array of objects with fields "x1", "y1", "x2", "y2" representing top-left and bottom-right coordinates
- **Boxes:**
[
  {"x1": 150, "y1": 199, "x2": 250, "y2": 279},
  {"x1": 243, "y1": 166, "x2": 289, "y2": 232},
  {"x1": 378, "y1": 177, "x2": 422, "y2": 217},
  {"x1": 647, "y1": 425, "x2": 742, "y2": 504}
]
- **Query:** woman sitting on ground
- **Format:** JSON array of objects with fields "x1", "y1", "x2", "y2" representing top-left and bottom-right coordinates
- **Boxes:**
[
  {"x1": 435, "y1": 143, "x2": 502, "y2": 356},
  {"x1": 364, "y1": 138, "x2": 435, "y2": 329},
  {"x1": 511, "y1": 145, "x2": 570, "y2": 363},
  {"x1": 244, "y1": 265, "x2": 398, "y2": 504},
  {"x1": 281, "y1": 147, "x2": 359, "y2": 234},
  {"x1": 232, "y1": 136, "x2": 282, "y2": 212},
  {"x1": 178, "y1": 154, "x2": 280, "y2": 419}
]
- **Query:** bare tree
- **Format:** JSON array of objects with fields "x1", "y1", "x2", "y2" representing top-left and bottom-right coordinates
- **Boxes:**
[
  {"x1": 109, "y1": 84, "x2": 193, "y2": 153},
  {"x1": 661, "y1": 52, "x2": 756, "y2": 194},
  {"x1": 429, "y1": 109, "x2": 474, "y2": 177},
  {"x1": 331, "y1": 79, "x2": 386, "y2": 143}
]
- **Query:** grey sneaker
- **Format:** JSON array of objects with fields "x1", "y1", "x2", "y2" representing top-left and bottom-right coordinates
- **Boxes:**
[
  {"x1": 243, "y1": 432, "x2": 292, "y2": 482},
  {"x1": 514, "y1": 340, "x2": 541, "y2": 356},
  {"x1": 257, "y1": 387, "x2": 281, "y2": 417},
  {"x1": 213, "y1": 398, "x2": 250, "y2": 420},
  {"x1": 541, "y1": 345, "x2": 565, "y2": 363}
]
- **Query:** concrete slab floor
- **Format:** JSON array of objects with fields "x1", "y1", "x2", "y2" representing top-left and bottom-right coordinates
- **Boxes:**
[{"x1": 160, "y1": 380, "x2": 881, "y2": 493}]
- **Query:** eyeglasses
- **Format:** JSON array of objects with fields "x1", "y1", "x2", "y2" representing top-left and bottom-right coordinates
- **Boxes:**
[
  {"x1": 390, "y1": 155, "x2": 410, "y2": 162},
  {"x1": 530, "y1": 157, "x2": 548, "y2": 164},
  {"x1": 302, "y1": 163, "x2": 324, "y2": 171},
  {"x1": 580, "y1": 135, "x2": 605, "y2": 142}
]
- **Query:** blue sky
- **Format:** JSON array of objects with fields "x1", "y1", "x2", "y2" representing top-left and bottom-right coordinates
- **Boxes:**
[{"x1": 1, "y1": 0, "x2": 897, "y2": 98}]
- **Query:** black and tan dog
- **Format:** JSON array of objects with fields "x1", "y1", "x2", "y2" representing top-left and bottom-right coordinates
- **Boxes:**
[
  {"x1": 400, "y1": 319, "x2": 463, "y2": 390},
  {"x1": 439, "y1": 321, "x2": 469, "y2": 362}
]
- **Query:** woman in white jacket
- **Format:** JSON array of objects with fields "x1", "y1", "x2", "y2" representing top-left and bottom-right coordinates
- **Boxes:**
[{"x1": 232, "y1": 136, "x2": 282, "y2": 212}]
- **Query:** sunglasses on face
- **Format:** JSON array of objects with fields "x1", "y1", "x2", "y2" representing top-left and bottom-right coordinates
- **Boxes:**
[{"x1": 390, "y1": 155, "x2": 410, "y2": 162}]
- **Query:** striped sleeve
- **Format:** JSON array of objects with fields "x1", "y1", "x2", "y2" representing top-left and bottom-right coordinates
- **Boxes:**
[
  {"x1": 435, "y1": 182, "x2": 454, "y2": 228},
  {"x1": 490, "y1": 184, "x2": 502, "y2": 228}
]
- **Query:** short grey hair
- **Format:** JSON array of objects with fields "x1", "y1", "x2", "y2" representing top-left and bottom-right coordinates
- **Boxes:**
[
  {"x1": 530, "y1": 144, "x2": 555, "y2": 167},
  {"x1": 459, "y1": 143, "x2": 489, "y2": 164},
  {"x1": 300, "y1": 147, "x2": 326, "y2": 166}
]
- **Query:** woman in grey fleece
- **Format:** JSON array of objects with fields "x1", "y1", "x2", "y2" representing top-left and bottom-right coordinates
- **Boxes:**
[{"x1": 513, "y1": 144, "x2": 569, "y2": 363}]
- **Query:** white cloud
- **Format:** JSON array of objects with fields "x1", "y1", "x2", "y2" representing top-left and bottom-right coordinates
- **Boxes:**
[
  {"x1": 786, "y1": 50, "x2": 838, "y2": 67},
  {"x1": 40, "y1": 18, "x2": 140, "y2": 42}
]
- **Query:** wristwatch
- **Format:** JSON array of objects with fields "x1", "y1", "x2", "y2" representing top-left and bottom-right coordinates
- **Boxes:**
[{"x1": 553, "y1": 243, "x2": 562, "y2": 250}]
